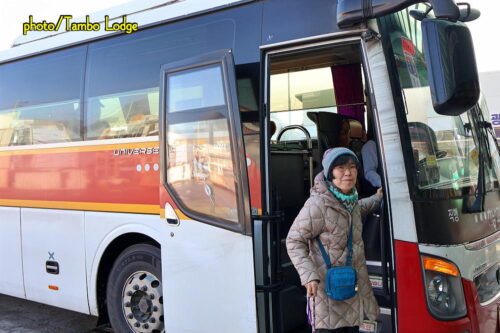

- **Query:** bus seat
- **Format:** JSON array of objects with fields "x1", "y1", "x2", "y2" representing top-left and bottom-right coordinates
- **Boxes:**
[
  {"x1": 338, "y1": 118, "x2": 379, "y2": 197},
  {"x1": 408, "y1": 121, "x2": 438, "y2": 155},
  {"x1": 307, "y1": 111, "x2": 347, "y2": 158},
  {"x1": 341, "y1": 118, "x2": 367, "y2": 159},
  {"x1": 270, "y1": 120, "x2": 277, "y2": 137}
]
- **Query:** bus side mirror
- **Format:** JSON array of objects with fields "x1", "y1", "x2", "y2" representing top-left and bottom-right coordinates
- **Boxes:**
[{"x1": 422, "y1": 18, "x2": 480, "y2": 116}]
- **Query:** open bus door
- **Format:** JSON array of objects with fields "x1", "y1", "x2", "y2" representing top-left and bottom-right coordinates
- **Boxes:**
[
  {"x1": 257, "y1": 36, "x2": 394, "y2": 333},
  {"x1": 158, "y1": 49, "x2": 257, "y2": 333}
]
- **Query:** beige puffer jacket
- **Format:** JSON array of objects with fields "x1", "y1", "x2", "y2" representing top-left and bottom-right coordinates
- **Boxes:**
[{"x1": 286, "y1": 173, "x2": 381, "y2": 329}]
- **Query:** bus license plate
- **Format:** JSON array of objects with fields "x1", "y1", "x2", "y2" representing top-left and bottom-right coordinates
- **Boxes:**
[{"x1": 360, "y1": 320, "x2": 377, "y2": 333}]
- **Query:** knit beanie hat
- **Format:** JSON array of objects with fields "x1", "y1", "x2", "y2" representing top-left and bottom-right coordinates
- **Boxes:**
[{"x1": 322, "y1": 147, "x2": 359, "y2": 180}]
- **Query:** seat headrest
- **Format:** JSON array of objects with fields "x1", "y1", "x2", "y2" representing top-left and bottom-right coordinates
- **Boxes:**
[
  {"x1": 270, "y1": 120, "x2": 277, "y2": 137},
  {"x1": 343, "y1": 119, "x2": 365, "y2": 140}
]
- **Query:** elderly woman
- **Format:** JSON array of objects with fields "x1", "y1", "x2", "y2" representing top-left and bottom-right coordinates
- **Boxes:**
[{"x1": 286, "y1": 147, "x2": 382, "y2": 333}]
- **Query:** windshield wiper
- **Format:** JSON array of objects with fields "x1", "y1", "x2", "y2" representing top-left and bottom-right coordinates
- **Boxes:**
[{"x1": 467, "y1": 104, "x2": 492, "y2": 213}]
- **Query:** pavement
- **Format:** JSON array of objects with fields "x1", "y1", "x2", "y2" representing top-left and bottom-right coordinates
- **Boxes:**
[{"x1": 0, "y1": 294, "x2": 110, "y2": 333}]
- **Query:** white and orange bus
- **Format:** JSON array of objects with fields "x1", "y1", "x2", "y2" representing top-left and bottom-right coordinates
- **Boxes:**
[{"x1": 0, "y1": 0, "x2": 498, "y2": 332}]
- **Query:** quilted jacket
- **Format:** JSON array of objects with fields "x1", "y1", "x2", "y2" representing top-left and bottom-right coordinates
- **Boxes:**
[{"x1": 286, "y1": 173, "x2": 382, "y2": 329}]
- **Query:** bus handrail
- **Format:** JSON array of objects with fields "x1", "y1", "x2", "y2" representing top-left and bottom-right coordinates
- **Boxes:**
[{"x1": 276, "y1": 125, "x2": 314, "y2": 187}]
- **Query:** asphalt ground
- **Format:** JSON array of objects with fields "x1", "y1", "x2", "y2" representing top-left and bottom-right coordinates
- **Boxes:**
[{"x1": 0, "y1": 294, "x2": 113, "y2": 333}]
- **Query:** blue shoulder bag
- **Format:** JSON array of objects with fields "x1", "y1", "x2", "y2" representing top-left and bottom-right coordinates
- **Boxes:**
[{"x1": 316, "y1": 222, "x2": 357, "y2": 301}]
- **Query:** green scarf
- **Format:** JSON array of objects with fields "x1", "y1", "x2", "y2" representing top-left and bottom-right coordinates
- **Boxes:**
[{"x1": 326, "y1": 180, "x2": 358, "y2": 213}]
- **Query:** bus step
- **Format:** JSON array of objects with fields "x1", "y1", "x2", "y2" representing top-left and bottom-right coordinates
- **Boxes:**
[{"x1": 360, "y1": 308, "x2": 392, "y2": 333}]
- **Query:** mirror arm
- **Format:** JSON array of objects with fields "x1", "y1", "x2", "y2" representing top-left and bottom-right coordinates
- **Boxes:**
[
  {"x1": 457, "y1": 2, "x2": 471, "y2": 18},
  {"x1": 428, "y1": 0, "x2": 460, "y2": 21},
  {"x1": 336, "y1": 0, "x2": 479, "y2": 27}
]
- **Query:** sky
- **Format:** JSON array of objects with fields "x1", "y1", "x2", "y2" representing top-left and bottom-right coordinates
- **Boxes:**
[{"x1": 0, "y1": 0, "x2": 497, "y2": 73}]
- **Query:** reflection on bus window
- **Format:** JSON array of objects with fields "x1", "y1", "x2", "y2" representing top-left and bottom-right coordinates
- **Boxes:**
[
  {"x1": 168, "y1": 65, "x2": 225, "y2": 112},
  {"x1": 86, "y1": 88, "x2": 159, "y2": 139},
  {"x1": 168, "y1": 119, "x2": 238, "y2": 223},
  {"x1": 0, "y1": 101, "x2": 80, "y2": 146},
  {"x1": 165, "y1": 62, "x2": 239, "y2": 223},
  {"x1": 0, "y1": 46, "x2": 85, "y2": 147}
]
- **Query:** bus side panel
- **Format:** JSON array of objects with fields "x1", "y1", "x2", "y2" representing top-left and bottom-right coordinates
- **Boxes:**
[
  {"x1": 395, "y1": 240, "x2": 472, "y2": 332},
  {"x1": 164, "y1": 220, "x2": 257, "y2": 333},
  {"x1": 21, "y1": 208, "x2": 89, "y2": 314},
  {"x1": 0, "y1": 143, "x2": 159, "y2": 209},
  {"x1": 0, "y1": 207, "x2": 24, "y2": 299},
  {"x1": 261, "y1": 0, "x2": 339, "y2": 45},
  {"x1": 84, "y1": 211, "x2": 165, "y2": 316},
  {"x1": 463, "y1": 278, "x2": 499, "y2": 333}
]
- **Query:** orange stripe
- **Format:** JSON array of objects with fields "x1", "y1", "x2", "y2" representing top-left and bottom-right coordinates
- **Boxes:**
[
  {"x1": 159, "y1": 208, "x2": 190, "y2": 220},
  {"x1": 0, "y1": 199, "x2": 159, "y2": 214},
  {"x1": 175, "y1": 209, "x2": 189, "y2": 220},
  {"x1": 0, "y1": 141, "x2": 159, "y2": 156}
]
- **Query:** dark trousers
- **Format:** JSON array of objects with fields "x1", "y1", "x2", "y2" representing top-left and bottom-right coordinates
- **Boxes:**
[{"x1": 316, "y1": 326, "x2": 359, "y2": 333}]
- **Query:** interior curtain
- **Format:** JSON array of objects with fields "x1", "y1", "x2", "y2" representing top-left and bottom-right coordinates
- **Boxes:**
[{"x1": 331, "y1": 63, "x2": 365, "y2": 127}]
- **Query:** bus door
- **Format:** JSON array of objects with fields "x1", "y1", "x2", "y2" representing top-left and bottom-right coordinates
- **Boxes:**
[
  {"x1": 259, "y1": 37, "x2": 393, "y2": 333},
  {"x1": 159, "y1": 50, "x2": 256, "y2": 333}
]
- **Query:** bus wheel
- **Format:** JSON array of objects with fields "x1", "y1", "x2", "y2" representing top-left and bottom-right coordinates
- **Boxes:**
[{"x1": 106, "y1": 243, "x2": 164, "y2": 333}]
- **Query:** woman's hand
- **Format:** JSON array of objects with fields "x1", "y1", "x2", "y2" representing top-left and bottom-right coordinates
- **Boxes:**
[
  {"x1": 305, "y1": 280, "x2": 319, "y2": 297},
  {"x1": 377, "y1": 187, "x2": 383, "y2": 196}
]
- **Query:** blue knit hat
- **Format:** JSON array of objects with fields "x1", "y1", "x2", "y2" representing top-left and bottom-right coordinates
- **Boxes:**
[{"x1": 322, "y1": 147, "x2": 359, "y2": 179}]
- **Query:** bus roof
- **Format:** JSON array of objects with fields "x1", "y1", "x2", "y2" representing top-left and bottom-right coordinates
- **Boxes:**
[{"x1": 0, "y1": 0, "x2": 254, "y2": 64}]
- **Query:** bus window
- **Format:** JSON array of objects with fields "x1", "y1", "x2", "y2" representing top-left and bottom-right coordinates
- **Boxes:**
[
  {"x1": 86, "y1": 88, "x2": 159, "y2": 139},
  {"x1": 379, "y1": 5, "x2": 498, "y2": 196},
  {"x1": 163, "y1": 61, "x2": 240, "y2": 225},
  {"x1": 84, "y1": 19, "x2": 235, "y2": 140},
  {"x1": 270, "y1": 67, "x2": 338, "y2": 141},
  {"x1": 0, "y1": 47, "x2": 85, "y2": 146}
]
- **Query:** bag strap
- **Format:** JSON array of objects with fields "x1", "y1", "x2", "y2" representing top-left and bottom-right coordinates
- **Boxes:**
[
  {"x1": 315, "y1": 237, "x2": 332, "y2": 269},
  {"x1": 326, "y1": 186, "x2": 355, "y2": 266},
  {"x1": 316, "y1": 218, "x2": 354, "y2": 267},
  {"x1": 346, "y1": 218, "x2": 353, "y2": 266}
]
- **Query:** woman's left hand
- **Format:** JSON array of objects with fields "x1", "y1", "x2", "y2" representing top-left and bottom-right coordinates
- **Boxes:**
[{"x1": 377, "y1": 187, "x2": 383, "y2": 196}]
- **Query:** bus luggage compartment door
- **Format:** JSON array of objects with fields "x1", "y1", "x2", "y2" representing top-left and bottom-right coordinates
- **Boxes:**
[{"x1": 21, "y1": 208, "x2": 89, "y2": 314}]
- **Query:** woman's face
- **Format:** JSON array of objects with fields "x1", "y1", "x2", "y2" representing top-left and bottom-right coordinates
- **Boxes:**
[{"x1": 331, "y1": 160, "x2": 357, "y2": 194}]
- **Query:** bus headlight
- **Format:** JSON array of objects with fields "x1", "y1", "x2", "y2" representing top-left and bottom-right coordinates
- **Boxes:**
[{"x1": 422, "y1": 256, "x2": 467, "y2": 320}]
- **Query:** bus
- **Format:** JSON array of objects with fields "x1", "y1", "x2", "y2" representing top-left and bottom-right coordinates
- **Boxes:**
[{"x1": 0, "y1": 0, "x2": 498, "y2": 332}]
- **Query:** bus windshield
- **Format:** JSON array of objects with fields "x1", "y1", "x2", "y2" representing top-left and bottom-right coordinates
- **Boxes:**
[{"x1": 379, "y1": 4, "x2": 500, "y2": 199}]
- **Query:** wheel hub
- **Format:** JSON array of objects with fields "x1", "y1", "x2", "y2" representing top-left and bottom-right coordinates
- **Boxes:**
[
  {"x1": 137, "y1": 296, "x2": 150, "y2": 314},
  {"x1": 121, "y1": 271, "x2": 164, "y2": 333}
]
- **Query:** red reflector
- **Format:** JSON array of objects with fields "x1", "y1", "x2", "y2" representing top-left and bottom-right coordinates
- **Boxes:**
[{"x1": 48, "y1": 285, "x2": 59, "y2": 291}]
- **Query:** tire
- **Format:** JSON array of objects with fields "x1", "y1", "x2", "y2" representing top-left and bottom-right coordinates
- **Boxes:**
[{"x1": 106, "y1": 243, "x2": 164, "y2": 333}]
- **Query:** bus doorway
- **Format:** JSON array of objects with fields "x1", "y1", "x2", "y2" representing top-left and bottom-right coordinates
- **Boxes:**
[{"x1": 257, "y1": 38, "x2": 394, "y2": 333}]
